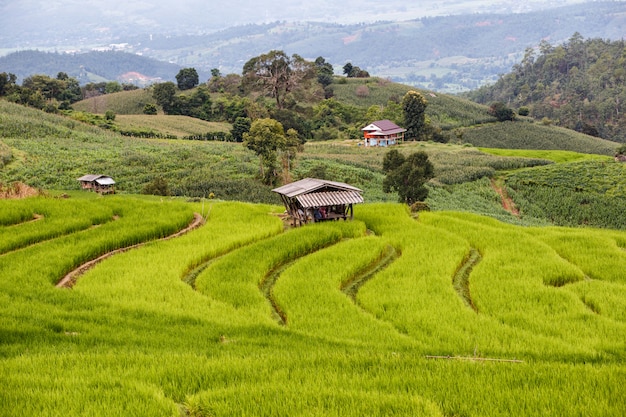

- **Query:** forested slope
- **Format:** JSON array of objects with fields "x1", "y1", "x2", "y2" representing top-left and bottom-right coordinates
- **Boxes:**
[{"x1": 466, "y1": 34, "x2": 626, "y2": 143}]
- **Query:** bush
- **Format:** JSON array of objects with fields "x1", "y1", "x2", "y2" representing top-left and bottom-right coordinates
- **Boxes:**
[
  {"x1": 489, "y1": 102, "x2": 515, "y2": 122},
  {"x1": 142, "y1": 177, "x2": 170, "y2": 196},
  {"x1": 143, "y1": 104, "x2": 158, "y2": 115}
]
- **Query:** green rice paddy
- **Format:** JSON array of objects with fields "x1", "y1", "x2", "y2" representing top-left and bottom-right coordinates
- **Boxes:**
[{"x1": 1, "y1": 195, "x2": 624, "y2": 416}]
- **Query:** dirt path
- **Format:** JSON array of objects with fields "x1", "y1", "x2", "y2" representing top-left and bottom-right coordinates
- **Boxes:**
[
  {"x1": 491, "y1": 178, "x2": 519, "y2": 217},
  {"x1": 56, "y1": 213, "x2": 205, "y2": 289}
]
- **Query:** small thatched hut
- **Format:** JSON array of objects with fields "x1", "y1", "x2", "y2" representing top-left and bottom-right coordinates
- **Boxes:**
[
  {"x1": 77, "y1": 174, "x2": 116, "y2": 194},
  {"x1": 272, "y1": 178, "x2": 364, "y2": 226}
]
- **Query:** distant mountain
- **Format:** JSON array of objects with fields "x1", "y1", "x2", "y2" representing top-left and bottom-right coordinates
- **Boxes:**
[
  {"x1": 0, "y1": 50, "x2": 199, "y2": 85},
  {"x1": 1, "y1": 2, "x2": 624, "y2": 91},
  {"x1": 121, "y1": 2, "x2": 626, "y2": 91}
]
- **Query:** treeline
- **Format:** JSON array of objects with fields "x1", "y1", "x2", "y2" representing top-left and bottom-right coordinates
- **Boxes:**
[
  {"x1": 466, "y1": 34, "x2": 626, "y2": 143},
  {"x1": 0, "y1": 71, "x2": 138, "y2": 113},
  {"x1": 147, "y1": 54, "x2": 390, "y2": 143}
]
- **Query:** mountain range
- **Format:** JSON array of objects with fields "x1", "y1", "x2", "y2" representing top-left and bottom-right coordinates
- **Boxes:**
[{"x1": 1, "y1": 1, "x2": 625, "y2": 92}]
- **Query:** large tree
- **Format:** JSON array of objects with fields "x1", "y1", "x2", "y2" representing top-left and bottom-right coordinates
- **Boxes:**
[
  {"x1": 243, "y1": 118, "x2": 288, "y2": 185},
  {"x1": 0, "y1": 72, "x2": 18, "y2": 97},
  {"x1": 242, "y1": 50, "x2": 314, "y2": 110},
  {"x1": 175, "y1": 68, "x2": 199, "y2": 90},
  {"x1": 152, "y1": 82, "x2": 177, "y2": 113},
  {"x1": 382, "y1": 150, "x2": 434, "y2": 205},
  {"x1": 402, "y1": 90, "x2": 428, "y2": 140},
  {"x1": 315, "y1": 56, "x2": 334, "y2": 87}
]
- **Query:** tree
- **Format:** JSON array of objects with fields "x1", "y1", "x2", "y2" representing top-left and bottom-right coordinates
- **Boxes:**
[
  {"x1": 402, "y1": 90, "x2": 428, "y2": 140},
  {"x1": 0, "y1": 72, "x2": 17, "y2": 96},
  {"x1": 242, "y1": 50, "x2": 315, "y2": 110},
  {"x1": 243, "y1": 118, "x2": 288, "y2": 185},
  {"x1": 175, "y1": 68, "x2": 199, "y2": 90},
  {"x1": 382, "y1": 150, "x2": 434, "y2": 205},
  {"x1": 152, "y1": 82, "x2": 177, "y2": 113},
  {"x1": 489, "y1": 102, "x2": 515, "y2": 121},
  {"x1": 342, "y1": 62, "x2": 369, "y2": 78},
  {"x1": 342, "y1": 63, "x2": 353, "y2": 77},
  {"x1": 382, "y1": 149, "x2": 405, "y2": 173},
  {"x1": 105, "y1": 81, "x2": 122, "y2": 94},
  {"x1": 142, "y1": 177, "x2": 170, "y2": 196},
  {"x1": 231, "y1": 117, "x2": 252, "y2": 142},
  {"x1": 315, "y1": 56, "x2": 334, "y2": 87}
]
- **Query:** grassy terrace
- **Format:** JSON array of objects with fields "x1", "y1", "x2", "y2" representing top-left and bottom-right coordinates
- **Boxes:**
[{"x1": 1, "y1": 195, "x2": 625, "y2": 416}]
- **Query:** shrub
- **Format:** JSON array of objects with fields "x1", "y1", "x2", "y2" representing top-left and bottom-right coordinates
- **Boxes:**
[
  {"x1": 142, "y1": 176, "x2": 170, "y2": 196},
  {"x1": 143, "y1": 104, "x2": 158, "y2": 115}
]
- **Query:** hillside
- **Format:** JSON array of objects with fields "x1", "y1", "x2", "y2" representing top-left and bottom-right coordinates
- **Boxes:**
[
  {"x1": 465, "y1": 35, "x2": 626, "y2": 143},
  {"x1": 2, "y1": 97, "x2": 625, "y2": 229}
]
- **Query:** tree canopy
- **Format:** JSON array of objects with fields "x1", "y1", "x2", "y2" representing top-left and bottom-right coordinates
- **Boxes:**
[
  {"x1": 175, "y1": 68, "x2": 199, "y2": 90},
  {"x1": 402, "y1": 90, "x2": 428, "y2": 140},
  {"x1": 466, "y1": 33, "x2": 626, "y2": 142},
  {"x1": 243, "y1": 118, "x2": 288, "y2": 185},
  {"x1": 242, "y1": 50, "x2": 315, "y2": 110},
  {"x1": 382, "y1": 149, "x2": 434, "y2": 205}
]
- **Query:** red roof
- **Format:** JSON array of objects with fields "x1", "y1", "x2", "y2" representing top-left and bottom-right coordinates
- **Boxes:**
[{"x1": 362, "y1": 119, "x2": 406, "y2": 135}]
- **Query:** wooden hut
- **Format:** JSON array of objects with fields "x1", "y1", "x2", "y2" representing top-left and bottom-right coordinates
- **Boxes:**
[
  {"x1": 77, "y1": 174, "x2": 116, "y2": 194},
  {"x1": 272, "y1": 178, "x2": 364, "y2": 226}
]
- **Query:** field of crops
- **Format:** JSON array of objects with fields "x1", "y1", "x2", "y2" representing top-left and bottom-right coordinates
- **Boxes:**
[
  {"x1": 505, "y1": 159, "x2": 626, "y2": 229},
  {"x1": 1, "y1": 194, "x2": 625, "y2": 416},
  {"x1": 461, "y1": 121, "x2": 619, "y2": 156}
]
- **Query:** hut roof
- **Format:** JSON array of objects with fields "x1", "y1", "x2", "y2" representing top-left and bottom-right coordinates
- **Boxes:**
[
  {"x1": 272, "y1": 178, "x2": 363, "y2": 208},
  {"x1": 77, "y1": 174, "x2": 116, "y2": 185},
  {"x1": 362, "y1": 119, "x2": 406, "y2": 135}
]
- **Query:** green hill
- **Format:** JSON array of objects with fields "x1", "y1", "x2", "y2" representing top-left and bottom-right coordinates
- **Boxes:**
[
  {"x1": 460, "y1": 120, "x2": 618, "y2": 155},
  {"x1": 72, "y1": 88, "x2": 157, "y2": 114},
  {"x1": 0, "y1": 50, "x2": 190, "y2": 84},
  {"x1": 465, "y1": 35, "x2": 626, "y2": 143},
  {"x1": 2, "y1": 97, "x2": 625, "y2": 229}
]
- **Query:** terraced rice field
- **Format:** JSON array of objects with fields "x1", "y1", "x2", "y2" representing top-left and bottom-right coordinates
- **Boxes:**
[{"x1": 1, "y1": 195, "x2": 625, "y2": 416}]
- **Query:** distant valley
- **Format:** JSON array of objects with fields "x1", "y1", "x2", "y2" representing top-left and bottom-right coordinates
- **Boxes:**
[{"x1": 1, "y1": 2, "x2": 625, "y2": 92}]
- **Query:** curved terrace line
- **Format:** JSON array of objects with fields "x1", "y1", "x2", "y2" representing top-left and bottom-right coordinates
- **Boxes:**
[
  {"x1": 341, "y1": 244, "x2": 399, "y2": 302},
  {"x1": 0, "y1": 215, "x2": 113, "y2": 258},
  {"x1": 3, "y1": 213, "x2": 44, "y2": 227},
  {"x1": 56, "y1": 213, "x2": 204, "y2": 289},
  {"x1": 260, "y1": 261, "x2": 295, "y2": 326},
  {"x1": 453, "y1": 248, "x2": 481, "y2": 312},
  {"x1": 259, "y1": 238, "x2": 367, "y2": 326}
]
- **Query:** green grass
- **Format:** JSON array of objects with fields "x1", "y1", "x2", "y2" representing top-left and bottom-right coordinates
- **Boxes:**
[
  {"x1": 479, "y1": 147, "x2": 612, "y2": 163},
  {"x1": 72, "y1": 89, "x2": 156, "y2": 115},
  {"x1": 115, "y1": 115, "x2": 231, "y2": 138},
  {"x1": 331, "y1": 78, "x2": 493, "y2": 129},
  {"x1": 1, "y1": 197, "x2": 626, "y2": 416},
  {"x1": 0, "y1": 101, "x2": 274, "y2": 202},
  {"x1": 505, "y1": 159, "x2": 626, "y2": 229}
]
